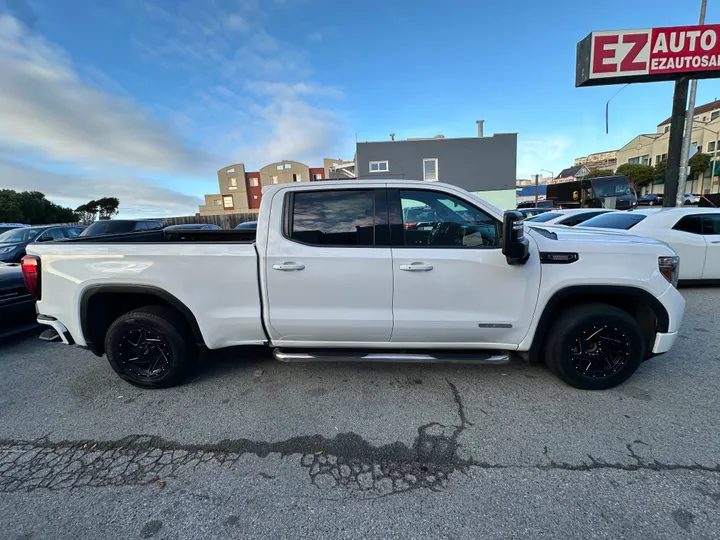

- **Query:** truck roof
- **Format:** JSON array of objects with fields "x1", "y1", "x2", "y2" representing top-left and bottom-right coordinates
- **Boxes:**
[{"x1": 261, "y1": 178, "x2": 452, "y2": 195}]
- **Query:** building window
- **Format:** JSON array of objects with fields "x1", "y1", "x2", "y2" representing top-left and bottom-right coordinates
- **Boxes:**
[
  {"x1": 214, "y1": 199, "x2": 221, "y2": 206},
  {"x1": 712, "y1": 111, "x2": 720, "y2": 121},
  {"x1": 284, "y1": 163, "x2": 292, "y2": 169},
  {"x1": 709, "y1": 142, "x2": 717, "y2": 153},
  {"x1": 253, "y1": 195, "x2": 258, "y2": 199},
  {"x1": 628, "y1": 157, "x2": 639, "y2": 165},
  {"x1": 423, "y1": 158, "x2": 438, "y2": 181},
  {"x1": 223, "y1": 195, "x2": 234, "y2": 209},
  {"x1": 313, "y1": 173, "x2": 322, "y2": 180},
  {"x1": 271, "y1": 176, "x2": 279, "y2": 184},
  {"x1": 276, "y1": 164, "x2": 284, "y2": 171},
  {"x1": 369, "y1": 161, "x2": 388, "y2": 173},
  {"x1": 292, "y1": 173, "x2": 301, "y2": 182},
  {"x1": 697, "y1": 146, "x2": 702, "y2": 153},
  {"x1": 289, "y1": 190, "x2": 375, "y2": 246},
  {"x1": 664, "y1": 126, "x2": 670, "y2": 133},
  {"x1": 249, "y1": 177, "x2": 259, "y2": 187},
  {"x1": 227, "y1": 167, "x2": 235, "y2": 173},
  {"x1": 229, "y1": 177, "x2": 237, "y2": 190}
]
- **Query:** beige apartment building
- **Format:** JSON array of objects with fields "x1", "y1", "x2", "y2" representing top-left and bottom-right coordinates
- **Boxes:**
[
  {"x1": 616, "y1": 99, "x2": 720, "y2": 195},
  {"x1": 574, "y1": 150, "x2": 618, "y2": 171}
]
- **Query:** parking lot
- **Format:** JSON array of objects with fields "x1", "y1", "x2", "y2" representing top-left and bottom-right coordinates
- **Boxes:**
[{"x1": 0, "y1": 287, "x2": 718, "y2": 539}]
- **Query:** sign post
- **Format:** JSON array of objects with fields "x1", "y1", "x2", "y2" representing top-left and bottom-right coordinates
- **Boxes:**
[{"x1": 576, "y1": 24, "x2": 720, "y2": 207}]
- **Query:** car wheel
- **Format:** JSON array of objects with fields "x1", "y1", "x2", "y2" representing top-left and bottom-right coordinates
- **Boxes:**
[
  {"x1": 105, "y1": 305, "x2": 197, "y2": 388},
  {"x1": 649, "y1": 200, "x2": 654, "y2": 206},
  {"x1": 544, "y1": 304, "x2": 645, "y2": 390},
  {"x1": 683, "y1": 200, "x2": 691, "y2": 205}
]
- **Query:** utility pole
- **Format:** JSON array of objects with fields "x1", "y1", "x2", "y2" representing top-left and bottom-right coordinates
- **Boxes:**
[
  {"x1": 676, "y1": 0, "x2": 707, "y2": 206},
  {"x1": 664, "y1": 79, "x2": 690, "y2": 207},
  {"x1": 534, "y1": 174, "x2": 539, "y2": 206}
]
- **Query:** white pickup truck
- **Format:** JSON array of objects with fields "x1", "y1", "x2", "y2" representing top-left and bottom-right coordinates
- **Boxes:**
[{"x1": 23, "y1": 180, "x2": 685, "y2": 390}]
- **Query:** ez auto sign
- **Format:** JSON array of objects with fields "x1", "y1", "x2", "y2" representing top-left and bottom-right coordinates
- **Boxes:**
[{"x1": 576, "y1": 25, "x2": 720, "y2": 87}]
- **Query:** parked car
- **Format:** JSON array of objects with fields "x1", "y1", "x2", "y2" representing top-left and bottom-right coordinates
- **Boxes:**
[
  {"x1": 684, "y1": 193, "x2": 701, "y2": 205},
  {"x1": 517, "y1": 200, "x2": 556, "y2": 209},
  {"x1": 0, "y1": 263, "x2": 38, "y2": 339},
  {"x1": 0, "y1": 225, "x2": 85, "y2": 263},
  {"x1": 580, "y1": 207, "x2": 720, "y2": 283},
  {"x1": 164, "y1": 224, "x2": 222, "y2": 230},
  {"x1": 79, "y1": 220, "x2": 166, "y2": 237},
  {"x1": 638, "y1": 193, "x2": 663, "y2": 206},
  {"x1": 26, "y1": 180, "x2": 683, "y2": 391},
  {"x1": 0, "y1": 223, "x2": 28, "y2": 234},
  {"x1": 234, "y1": 221, "x2": 258, "y2": 230},
  {"x1": 518, "y1": 208, "x2": 552, "y2": 219},
  {"x1": 524, "y1": 209, "x2": 616, "y2": 226}
]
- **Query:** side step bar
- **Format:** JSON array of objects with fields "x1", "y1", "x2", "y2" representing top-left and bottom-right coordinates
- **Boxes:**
[{"x1": 273, "y1": 349, "x2": 510, "y2": 364}]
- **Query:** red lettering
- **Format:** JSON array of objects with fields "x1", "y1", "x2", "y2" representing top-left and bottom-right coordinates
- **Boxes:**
[
  {"x1": 620, "y1": 33, "x2": 648, "y2": 71},
  {"x1": 593, "y1": 35, "x2": 618, "y2": 73}
]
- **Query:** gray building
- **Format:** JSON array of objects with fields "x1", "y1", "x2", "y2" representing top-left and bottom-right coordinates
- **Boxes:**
[{"x1": 355, "y1": 122, "x2": 518, "y2": 209}]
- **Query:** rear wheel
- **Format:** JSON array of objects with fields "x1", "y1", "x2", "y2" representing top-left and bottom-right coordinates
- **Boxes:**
[
  {"x1": 544, "y1": 304, "x2": 646, "y2": 390},
  {"x1": 105, "y1": 305, "x2": 197, "y2": 388}
]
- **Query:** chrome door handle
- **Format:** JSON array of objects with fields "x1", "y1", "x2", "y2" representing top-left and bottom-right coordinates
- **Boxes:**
[
  {"x1": 272, "y1": 262, "x2": 305, "y2": 271},
  {"x1": 399, "y1": 263, "x2": 433, "y2": 272}
]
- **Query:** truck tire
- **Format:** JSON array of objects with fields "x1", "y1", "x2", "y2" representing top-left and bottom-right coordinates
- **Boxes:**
[
  {"x1": 544, "y1": 304, "x2": 646, "y2": 390},
  {"x1": 105, "y1": 305, "x2": 197, "y2": 389}
]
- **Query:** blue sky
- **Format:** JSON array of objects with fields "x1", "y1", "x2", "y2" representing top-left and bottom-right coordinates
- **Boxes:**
[{"x1": 1, "y1": 0, "x2": 719, "y2": 216}]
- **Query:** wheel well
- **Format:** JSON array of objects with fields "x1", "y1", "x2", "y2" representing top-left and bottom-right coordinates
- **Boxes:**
[
  {"x1": 528, "y1": 289, "x2": 667, "y2": 366},
  {"x1": 81, "y1": 288, "x2": 204, "y2": 356}
]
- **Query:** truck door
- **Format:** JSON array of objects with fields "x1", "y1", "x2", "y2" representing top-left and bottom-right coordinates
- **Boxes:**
[
  {"x1": 264, "y1": 188, "x2": 394, "y2": 344},
  {"x1": 388, "y1": 188, "x2": 541, "y2": 347}
]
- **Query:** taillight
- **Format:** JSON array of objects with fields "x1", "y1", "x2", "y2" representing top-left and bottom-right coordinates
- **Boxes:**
[
  {"x1": 21, "y1": 255, "x2": 41, "y2": 300},
  {"x1": 404, "y1": 223, "x2": 418, "y2": 229}
]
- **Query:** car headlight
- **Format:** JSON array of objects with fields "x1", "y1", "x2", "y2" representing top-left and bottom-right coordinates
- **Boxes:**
[
  {"x1": 658, "y1": 256, "x2": 680, "y2": 287},
  {"x1": 0, "y1": 246, "x2": 16, "y2": 254}
]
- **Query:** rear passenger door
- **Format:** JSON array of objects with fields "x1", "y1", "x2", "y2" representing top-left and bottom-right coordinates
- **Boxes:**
[
  {"x1": 671, "y1": 215, "x2": 708, "y2": 280},
  {"x1": 264, "y1": 188, "x2": 394, "y2": 344}
]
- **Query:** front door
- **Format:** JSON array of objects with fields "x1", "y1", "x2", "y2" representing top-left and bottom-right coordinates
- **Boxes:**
[
  {"x1": 389, "y1": 188, "x2": 541, "y2": 347},
  {"x1": 702, "y1": 214, "x2": 720, "y2": 280},
  {"x1": 264, "y1": 188, "x2": 394, "y2": 344}
]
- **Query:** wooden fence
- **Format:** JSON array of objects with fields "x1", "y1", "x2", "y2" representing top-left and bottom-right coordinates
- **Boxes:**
[{"x1": 155, "y1": 213, "x2": 259, "y2": 229}]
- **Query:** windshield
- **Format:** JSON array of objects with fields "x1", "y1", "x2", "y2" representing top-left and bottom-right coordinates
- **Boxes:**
[
  {"x1": 525, "y1": 212, "x2": 563, "y2": 223},
  {"x1": 0, "y1": 227, "x2": 43, "y2": 243},
  {"x1": 592, "y1": 181, "x2": 632, "y2": 198},
  {"x1": 579, "y1": 213, "x2": 647, "y2": 230},
  {"x1": 80, "y1": 221, "x2": 137, "y2": 236}
]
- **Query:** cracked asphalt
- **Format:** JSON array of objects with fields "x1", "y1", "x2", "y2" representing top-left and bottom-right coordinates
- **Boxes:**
[{"x1": 1, "y1": 287, "x2": 719, "y2": 539}]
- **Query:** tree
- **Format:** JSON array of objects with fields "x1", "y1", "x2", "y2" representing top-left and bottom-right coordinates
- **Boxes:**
[
  {"x1": 689, "y1": 152, "x2": 711, "y2": 180},
  {"x1": 653, "y1": 159, "x2": 667, "y2": 180},
  {"x1": 96, "y1": 197, "x2": 120, "y2": 220},
  {"x1": 75, "y1": 201, "x2": 98, "y2": 225},
  {"x1": 0, "y1": 190, "x2": 77, "y2": 224},
  {"x1": 584, "y1": 168, "x2": 613, "y2": 179},
  {"x1": 615, "y1": 163, "x2": 655, "y2": 195}
]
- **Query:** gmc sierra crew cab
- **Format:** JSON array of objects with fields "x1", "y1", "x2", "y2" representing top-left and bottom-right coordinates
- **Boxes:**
[{"x1": 22, "y1": 180, "x2": 685, "y2": 390}]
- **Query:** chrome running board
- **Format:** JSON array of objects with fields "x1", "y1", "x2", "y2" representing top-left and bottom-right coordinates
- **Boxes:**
[{"x1": 273, "y1": 349, "x2": 510, "y2": 364}]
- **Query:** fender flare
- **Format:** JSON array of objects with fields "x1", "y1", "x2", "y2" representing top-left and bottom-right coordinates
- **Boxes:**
[{"x1": 80, "y1": 284, "x2": 205, "y2": 356}]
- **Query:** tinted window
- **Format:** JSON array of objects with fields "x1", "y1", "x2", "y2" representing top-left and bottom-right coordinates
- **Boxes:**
[
  {"x1": 64, "y1": 227, "x2": 84, "y2": 238},
  {"x1": 673, "y1": 215, "x2": 704, "y2": 234},
  {"x1": 526, "y1": 212, "x2": 563, "y2": 223},
  {"x1": 703, "y1": 215, "x2": 720, "y2": 234},
  {"x1": 559, "y1": 211, "x2": 607, "y2": 226},
  {"x1": 399, "y1": 190, "x2": 498, "y2": 247},
  {"x1": 38, "y1": 228, "x2": 65, "y2": 241},
  {"x1": 290, "y1": 190, "x2": 375, "y2": 246},
  {"x1": 580, "y1": 213, "x2": 647, "y2": 230}
]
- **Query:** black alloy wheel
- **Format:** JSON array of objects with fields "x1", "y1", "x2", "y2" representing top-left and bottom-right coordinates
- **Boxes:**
[
  {"x1": 544, "y1": 303, "x2": 645, "y2": 390},
  {"x1": 105, "y1": 305, "x2": 196, "y2": 388}
]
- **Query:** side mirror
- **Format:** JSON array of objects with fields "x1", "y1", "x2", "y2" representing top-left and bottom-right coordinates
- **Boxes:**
[{"x1": 502, "y1": 211, "x2": 529, "y2": 265}]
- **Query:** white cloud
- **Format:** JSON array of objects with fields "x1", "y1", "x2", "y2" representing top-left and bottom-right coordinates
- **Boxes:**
[
  {"x1": 516, "y1": 135, "x2": 573, "y2": 178},
  {"x1": 226, "y1": 13, "x2": 249, "y2": 31},
  {"x1": 0, "y1": 159, "x2": 204, "y2": 218},
  {"x1": 246, "y1": 81, "x2": 343, "y2": 100},
  {"x1": 0, "y1": 15, "x2": 212, "y2": 174}
]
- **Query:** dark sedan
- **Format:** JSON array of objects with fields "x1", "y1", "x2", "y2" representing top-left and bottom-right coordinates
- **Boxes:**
[
  {"x1": 0, "y1": 263, "x2": 37, "y2": 339},
  {"x1": 79, "y1": 219, "x2": 166, "y2": 237},
  {"x1": 234, "y1": 221, "x2": 258, "y2": 230},
  {"x1": 0, "y1": 225, "x2": 85, "y2": 263},
  {"x1": 164, "y1": 223, "x2": 222, "y2": 230},
  {"x1": 638, "y1": 193, "x2": 663, "y2": 206}
]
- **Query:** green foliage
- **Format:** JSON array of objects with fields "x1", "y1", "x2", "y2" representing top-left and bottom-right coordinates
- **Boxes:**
[
  {"x1": 0, "y1": 190, "x2": 77, "y2": 224},
  {"x1": 689, "y1": 152, "x2": 711, "y2": 179},
  {"x1": 653, "y1": 159, "x2": 667, "y2": 179},
  {"x1": 75, "y1": 197, "x2": 121, "y2": 224},
  {"x1": 616, "y1": 163, "x2": 655, "y2": 194},
  {"x1": 583, "y1": 169, "x2": 614, "y2": 179}
]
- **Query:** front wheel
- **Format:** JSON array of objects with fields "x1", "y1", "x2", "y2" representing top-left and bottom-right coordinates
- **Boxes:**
[
  {"x1": 544, "y1": 304, "x2": 646, "y2": 390},
  {"x1": 105, "y1": 305, "x2": 197, "y2": 388}
]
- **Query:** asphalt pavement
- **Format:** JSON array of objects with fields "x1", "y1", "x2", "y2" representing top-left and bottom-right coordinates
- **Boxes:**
[{"x1": 1, "y1": 288, "x2": 719, "y2": 539}]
